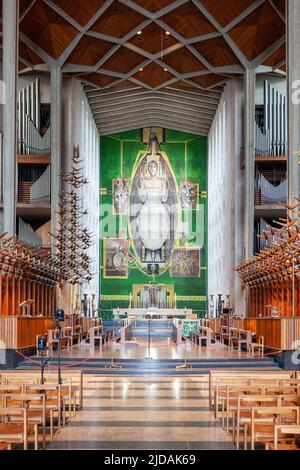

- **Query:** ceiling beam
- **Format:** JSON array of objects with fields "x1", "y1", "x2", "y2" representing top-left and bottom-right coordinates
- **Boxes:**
[
  {"x1": 251, "y1": 35, "x2": 286, "y2": 68},
  {"x1": 268, "y1": 0, "x2": 286, "y2": 23}
]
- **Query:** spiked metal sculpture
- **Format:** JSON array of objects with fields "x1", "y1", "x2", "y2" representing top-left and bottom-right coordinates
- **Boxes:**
[{"x1": 51, "y1": 146, "x2": 95, "y2": 285}]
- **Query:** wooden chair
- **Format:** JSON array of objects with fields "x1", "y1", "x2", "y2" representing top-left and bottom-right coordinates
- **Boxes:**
[
  {"x1": 246, "y1": 406, "x2": 300, "y2": 450},
  {"x1": 270, "y1": 425, "x2": 300, "y2": 450},
  {"x1": 47, "y1": 329, "x2": 71, "y2": 352},
  {"x1": 230, "y1": 329, "x2": 253, "y2": 352},
  {"x1": 3, "y1": 393, "x2": 51, "y2": 448},
  {"x1": 24, "y1": 384, "x2": 65, "y2": 432},
  {"x1": 221, "y1": 385, "x2": 265, "y2": 434},
  {"x1": 0, "y1": 408, "x2": 38, "y2": 450},
  {"x1": 198, "y1": 327, "x2": 212, "y2": 347},
  {"x1": 251, "y1": 335, "x2": 264, "y2": 357},
  {"x1": 235, "y1": 395, "x2": 281, "y2": 450}
]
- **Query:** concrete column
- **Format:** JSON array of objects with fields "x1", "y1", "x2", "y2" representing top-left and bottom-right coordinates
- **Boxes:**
[
  {"x1": 287, "y1": 0, "x2": 300, "y2": 205},
  {"x1": 2, "y1": 0, "x2": 19, "y2": 235},
  {"x1": 244, "y1": 69, "x2": 256, "y2": 259},
  {"x1": 50, "y1": 65, "x2": 62, "y2": 252}
]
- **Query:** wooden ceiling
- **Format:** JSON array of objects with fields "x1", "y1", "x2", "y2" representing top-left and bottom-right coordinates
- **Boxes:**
[{"x1": 0, "y1": 0, "x2": 287, "y2": 135}]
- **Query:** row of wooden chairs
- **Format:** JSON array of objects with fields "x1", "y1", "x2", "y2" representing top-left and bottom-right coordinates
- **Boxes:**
[
  {"x1": 197, "y1": 321, "x2": 264, "y2": 356},
  {"x1": 220, "y1": 326, "x2": 264, "y2": 355},
  {"x1": 0, "y1": 370, "x2": 84, "y2": 450},
  {"x1": 209, "y1": 370, "x2": 300, "y2": 450}
]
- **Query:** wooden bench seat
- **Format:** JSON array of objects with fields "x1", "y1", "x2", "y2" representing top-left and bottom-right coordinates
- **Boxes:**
[
  {"x1": 245, "y1": 406, "x2": 300, "y2": 450},
  {"x1": 3, "y1": 393, "x2": 51, "y2": 448},
  {"x1": 0, "y1": 408, "x2": 38, "y2": 450}
]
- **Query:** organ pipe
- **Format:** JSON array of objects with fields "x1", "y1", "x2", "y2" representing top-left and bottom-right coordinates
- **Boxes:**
[
  {"x1": 256, "y1": 80, "x2": 287, "y2": 157},
  {"x1": 18, "y1": 78, "x2": 50, "y2": 156}
]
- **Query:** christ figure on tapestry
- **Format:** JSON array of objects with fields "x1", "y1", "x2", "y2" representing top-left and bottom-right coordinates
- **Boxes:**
[{"x1": 136, "y1": 132, "x2": 170, "y2": 268}]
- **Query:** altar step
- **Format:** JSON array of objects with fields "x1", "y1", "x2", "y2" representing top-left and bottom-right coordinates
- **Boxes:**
[
  {"x1": 131, "y1": 327, "x2": 174, "y2": 337},
  {"x1": 133, "y1": 320, "x2": 174, "y2": 328},
  {"x1": 16, "y1": 356, "x2": 282, "y2": 375}
]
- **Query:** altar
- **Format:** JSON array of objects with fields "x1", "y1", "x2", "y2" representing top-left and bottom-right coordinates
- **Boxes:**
[{"x1": 113, "y1": 308, "x2": 194, "y2": 320}]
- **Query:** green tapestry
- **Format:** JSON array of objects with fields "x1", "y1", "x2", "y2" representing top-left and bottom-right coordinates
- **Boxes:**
[{"x1": 100, "y1": 128, "x2": 207, "y2": 319}]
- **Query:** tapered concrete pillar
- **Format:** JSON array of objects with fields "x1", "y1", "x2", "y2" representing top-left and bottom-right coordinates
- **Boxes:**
[
  {"x1": 2, "y1": 0, "x2": 19, "y2": 235},
  {"x1": 287, "y1": 0, "x2": 300, "y2": 205},
  {"x1": 244, "y1": 68, "x2": 256, "y2": 259},
  {"x1": 50, "y1": 66, "x2": 62, "y2": 253}
]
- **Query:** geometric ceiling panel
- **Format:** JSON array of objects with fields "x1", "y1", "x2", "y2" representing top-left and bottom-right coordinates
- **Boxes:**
[
  {"x1": 89, "y1": 1, "x2": 146, "y2": 38},
  {"x1": 131, "y1": 1, "x2": 176, "y2": 13},
  {"x1": 16, "y1": 0, "x2": 286, "y2": 98},
  {"x1": 263, "y1": 43, "x2": 286, "y2": 67},
  {"x1": 200, "y1": 0, "x2": 256, "y2": 27},
  {"x1": 133, "y1": 62, "x2": 174, "y2": 88},
  {"x1": 192, "y1": 36, "x2": 241, "y2": 67},
  {"x1": 163, "y1": 47, "x2": 207, "y2": 74},
  {"x1": 101, "y1": 46, "x2": 145, "y2": 74},
  {"x1": 66, "y1": 36, "x2": 113, "y2": 66},
  {"x1": 20, "y1": 0, "x2": 78, "y2": 59},
  {"x1": 52, "y1": 0, "x2": 107, "y2": 27},
  {"x1": 190, "y1": 73, "x2": 227, "y2": 88},
  {"x1": 128, "y1": 23, "x2": 179, "y2": 55},
  {"x1": 19, "y1": 40, "x2": 44, "y2": 65},
  {"x1": 228, "y1": 2, "x2": 285, "y2": 61},
  {"x1": 78, "y1": 72, "x2": 117, "y2": 88},
  {"x1": 163, "y1": 1, "x2": 217, "y2": 39}
]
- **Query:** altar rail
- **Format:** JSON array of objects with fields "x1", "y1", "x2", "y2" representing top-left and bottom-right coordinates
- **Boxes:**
[{"x1": 0, "y1": 317, "x2": 54, "y2": 349}]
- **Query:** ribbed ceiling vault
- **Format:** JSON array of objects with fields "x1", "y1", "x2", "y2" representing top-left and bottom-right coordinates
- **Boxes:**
[
  {"x1": 0, "y1": 0, "x2": 287, "y2": 135},
  {"x1": 84, "y1": 84, "x2": 220, "y2": 136}
]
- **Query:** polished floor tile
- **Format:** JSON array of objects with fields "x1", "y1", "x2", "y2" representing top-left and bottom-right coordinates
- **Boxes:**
[{"x1": 48, "y1": 375, "x2": 234, "y2": 450}]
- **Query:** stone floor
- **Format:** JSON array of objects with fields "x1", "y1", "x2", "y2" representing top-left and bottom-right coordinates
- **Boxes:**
[
  {"x1": 48, "y1": 375, "x2": 234, "y2": 450},
  {"x1": 54, "y1": 337, "x2": 251, "y2": 360}
]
